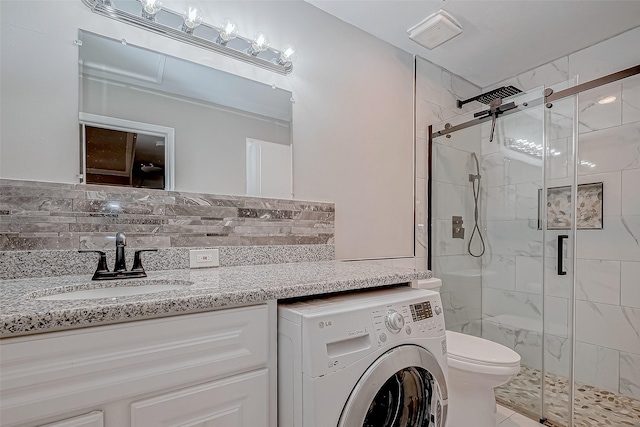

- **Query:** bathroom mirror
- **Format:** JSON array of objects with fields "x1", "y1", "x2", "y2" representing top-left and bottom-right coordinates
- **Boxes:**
[{"x1": 78, "y1": 30, "x2": 293, "y2": 197}]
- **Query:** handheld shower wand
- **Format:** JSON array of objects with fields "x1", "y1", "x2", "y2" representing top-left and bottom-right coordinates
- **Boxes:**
[{"x1": 468, "y1": 152, "x2": 485, "y2": 258}]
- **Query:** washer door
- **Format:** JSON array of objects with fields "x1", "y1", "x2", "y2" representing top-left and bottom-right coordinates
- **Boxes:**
[{"x1": 338, "y1": 345, "x2": 448, "y2": 427}]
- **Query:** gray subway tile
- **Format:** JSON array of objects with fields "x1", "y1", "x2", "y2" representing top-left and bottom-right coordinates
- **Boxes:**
[
  {"x1": 1, "y1": 181, "x2": 334, "y2": 252},
  {"x1": 0, "y1": 235, "x2": 74, "y2": 250},
  {"x1": 73, "y1": 200, "x2": 166, "y2": 216},
  {"x1": 0, "y1": 197, "x2": 73, "y2": 213},
  {"x1": 166, "y1": 204, "x2": 238, "y2": 218}
]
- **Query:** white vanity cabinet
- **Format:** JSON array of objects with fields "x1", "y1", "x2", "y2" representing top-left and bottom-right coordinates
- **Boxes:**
[{"x1": 0, "y1": 305, "x2": 274, "y2": 427}]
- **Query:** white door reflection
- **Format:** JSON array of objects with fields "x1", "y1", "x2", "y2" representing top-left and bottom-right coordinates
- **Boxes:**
[{"x1": 246, "y1": 138, "x2": 292, "y2": 199}]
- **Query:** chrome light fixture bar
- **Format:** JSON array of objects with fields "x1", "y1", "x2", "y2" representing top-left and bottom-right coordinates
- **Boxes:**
[{"x1": 81, "y1": 0, "x2": 294, "y2": 75}]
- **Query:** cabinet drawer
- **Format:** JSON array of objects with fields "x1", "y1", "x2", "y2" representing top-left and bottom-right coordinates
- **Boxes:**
[
  {"x1": 39, "y1": 411, "x2": 104, "y2": 427},
  {"x1": 1, "y1": 306, "x2": 268, "y2": 427},
  {"x1": 131, "y1": 369, "x2": 269, "y2": 427}
]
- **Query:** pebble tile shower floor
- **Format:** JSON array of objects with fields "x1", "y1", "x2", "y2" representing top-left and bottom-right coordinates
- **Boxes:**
[{"x1": 495, "y1": 366, "x2": 640, "y2": 426}]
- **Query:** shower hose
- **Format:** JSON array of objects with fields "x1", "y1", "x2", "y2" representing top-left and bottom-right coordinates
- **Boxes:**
[{"x1": 468, "y1": 160, "x2": 486, "y2": 258}]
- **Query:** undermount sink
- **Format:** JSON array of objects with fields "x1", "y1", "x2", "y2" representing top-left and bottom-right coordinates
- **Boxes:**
[{"x1": 34, "y1": 280, "x2": 192, "y2": 301}]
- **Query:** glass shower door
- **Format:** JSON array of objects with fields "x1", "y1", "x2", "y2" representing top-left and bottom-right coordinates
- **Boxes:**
[
  {"x1": 481, "y1": 89, "x2": 547, "y2": 421},
  {"x1": 550, "y1": 72, "x2": 640, "y2": 427}
]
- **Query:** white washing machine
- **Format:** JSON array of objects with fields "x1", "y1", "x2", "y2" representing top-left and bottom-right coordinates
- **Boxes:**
[{"x1": 278, "y1": 285, "x2": 448, "y2": 427}]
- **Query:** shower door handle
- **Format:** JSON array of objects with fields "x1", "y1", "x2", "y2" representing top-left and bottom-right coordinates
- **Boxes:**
[{"x1": 557, "y1": 235, "x2": 568, "y2": 275}]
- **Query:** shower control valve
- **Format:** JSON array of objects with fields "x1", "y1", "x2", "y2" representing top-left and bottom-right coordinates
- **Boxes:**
[
  {"x1": 385, "y1": 310, "x2": 405, "y2": 334},
  {"x1": 452, "y1": 216, "x2": 465, "y2": 239}
]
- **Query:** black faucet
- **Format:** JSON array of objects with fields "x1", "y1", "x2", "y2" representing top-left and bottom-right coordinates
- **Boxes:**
[
  {"x1": 114, "y1": 232, "x2": 127, "y2": 272},
  {"x1": 79, "y1": 232, "x2": 157, "y2": 280}
]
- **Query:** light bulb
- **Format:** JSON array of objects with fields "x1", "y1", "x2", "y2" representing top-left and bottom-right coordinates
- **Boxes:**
[
  {"x1": 217, "y1": 18, "x2": 239, "y2": 45},
  {"x1": 141, "y1": 0, "x2": 162, "y2": 20},
  {"x1": 181, "y1": 4, "x2": 202, "y2": 34},
  {"x1": 278, "y1": 44, "x2": 297, "y2": 65},
  {"x1": 249, "y1": 32, "x2": 269, "y2": 56}
]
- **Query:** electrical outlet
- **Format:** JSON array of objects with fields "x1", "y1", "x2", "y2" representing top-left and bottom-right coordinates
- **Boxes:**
[{"x1": 189, "y1": 249, "x2": 220, "y2": 268}]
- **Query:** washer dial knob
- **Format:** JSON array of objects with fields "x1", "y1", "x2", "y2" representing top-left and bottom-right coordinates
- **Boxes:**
[
  {"x1": 385, "y1": 310, "x2": 405, "y2": 334},
  {"x1": 434, "y1": 305, "x2": 442, "y2": 315}
]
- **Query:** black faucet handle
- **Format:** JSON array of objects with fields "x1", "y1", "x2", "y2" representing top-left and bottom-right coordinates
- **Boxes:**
[
  {"x1": 78, "y1": 250, "x2": 110, "y2": 273},
  {"x1": 131, "y1": 249, "x2": 158, "y2": 272}
]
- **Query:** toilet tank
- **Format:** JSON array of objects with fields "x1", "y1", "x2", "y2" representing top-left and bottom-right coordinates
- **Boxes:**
[{"x1": 411, "y1": 278, "x2": 442, "y2": 292}]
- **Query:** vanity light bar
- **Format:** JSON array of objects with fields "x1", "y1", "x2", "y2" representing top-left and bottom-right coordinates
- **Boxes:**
[{"x1": 82, "y1": 0, "x2": 294, "y2": 75}]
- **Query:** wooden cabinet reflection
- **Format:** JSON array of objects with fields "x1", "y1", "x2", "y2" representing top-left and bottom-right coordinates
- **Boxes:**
[{"x1": 85, "y1": 126, "x2": 165, "y2": 189}]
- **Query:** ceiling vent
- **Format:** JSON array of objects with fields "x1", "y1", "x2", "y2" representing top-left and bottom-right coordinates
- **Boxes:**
[{"x1": 407, "y1": 10, "x2": 462, "y2": 50}]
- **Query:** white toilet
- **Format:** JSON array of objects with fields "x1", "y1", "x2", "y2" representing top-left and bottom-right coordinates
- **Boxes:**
[
  {"x1": 413, "y1": 279, "x2": 521, "y2": 427},
  {"x1": 446, "y1": 330, "x2": 521, "y2": 427}
]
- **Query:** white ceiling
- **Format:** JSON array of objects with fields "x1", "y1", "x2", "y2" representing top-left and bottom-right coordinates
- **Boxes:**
[{"x1": 305, "y1": 0, "x2": 640, "y2": 88}]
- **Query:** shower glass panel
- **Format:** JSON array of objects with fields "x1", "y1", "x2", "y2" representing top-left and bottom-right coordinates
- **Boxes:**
[
  {"x1": 542, "y1": 78, "x2": 578, "y2": 427},
  {"x1": 479, "y1": 88, "x2": 546, "y2": 422},
  {"x1": 430, "y1": 117, "x2": 483, "y2": 339},
  {"x1": 430, "y1": 85, "x2": 573, "y2": 423}
]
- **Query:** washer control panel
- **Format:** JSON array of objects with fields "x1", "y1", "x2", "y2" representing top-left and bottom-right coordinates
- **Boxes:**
[
  {"x1": 371, "y1": 292, "x2": 445, "y2": 346},
  {"x1": 283, "y1": 287, "x2": 447, "y2": 378},
  {"x1": 410, "y1": 300, "x2": 433, "y2": 321}
]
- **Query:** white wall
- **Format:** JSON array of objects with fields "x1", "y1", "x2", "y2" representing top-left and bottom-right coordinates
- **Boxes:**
[{"x1": 0, "y1": 1, "x2": 415, "y2": 260}]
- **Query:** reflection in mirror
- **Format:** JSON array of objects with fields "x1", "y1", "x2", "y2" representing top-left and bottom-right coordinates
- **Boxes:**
[
  {"x1": 80, "y1": 112, "x2": 175, "y2": 190},
  {"x1": 78, "y1": 30, "x2": 293, "y2": 197},
  {"x1": 85, "y1": 126, "x2": 144, "y2": 187}
]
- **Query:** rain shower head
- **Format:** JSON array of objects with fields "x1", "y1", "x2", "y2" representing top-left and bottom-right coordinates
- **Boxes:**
[
  {"x1": 476, "y1": 86, "x2": 522, "y2": 104},
  {"x1": 456, "y1": 85, "x2": 522, "y2": 109}
]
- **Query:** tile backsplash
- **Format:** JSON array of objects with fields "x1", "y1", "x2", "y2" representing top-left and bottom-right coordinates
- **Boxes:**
[{"x1": 0, "y1": 179, "x2": 335, "y2": 279}]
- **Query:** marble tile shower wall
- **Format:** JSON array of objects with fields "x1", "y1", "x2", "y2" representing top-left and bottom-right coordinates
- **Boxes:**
[
  {"x1": 415, "y1": 57, "x2": 483, "y2": 334},
  {"x1": 480, "y1": 26, "x2": 640, "y2": 401},
  {"x1": 0, "y1": 179, "x2": 335, "y2": 279}
]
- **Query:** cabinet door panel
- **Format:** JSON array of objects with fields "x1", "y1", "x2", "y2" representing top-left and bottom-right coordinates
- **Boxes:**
[
  {"x1": 39, "y1": 411, "x2": 103, "y2": 427},
  {"x1": 131, "y1": 369, "x2": 269, "y2": 427},
  {"x1": 1, "y1": 306, "x2": 268, "y2": 427}
]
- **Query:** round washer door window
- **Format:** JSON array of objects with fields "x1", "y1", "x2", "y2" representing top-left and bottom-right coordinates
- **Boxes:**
[
  {"x1": 364, "y1": 365, "x2": 433, "y2": 426},
  {"x1": 338, "y1": 345, "x2": 447, "y2": 427}
]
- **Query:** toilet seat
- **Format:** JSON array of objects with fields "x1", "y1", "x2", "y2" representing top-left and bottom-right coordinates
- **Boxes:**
[{"x1": 446, "y1": 331, "x2": 520, "y2": 375}]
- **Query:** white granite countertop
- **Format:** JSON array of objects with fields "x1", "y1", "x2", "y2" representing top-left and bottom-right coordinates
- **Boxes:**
[{"x1": 0, "y1": 260, "x2": 431, "y2": 338}]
